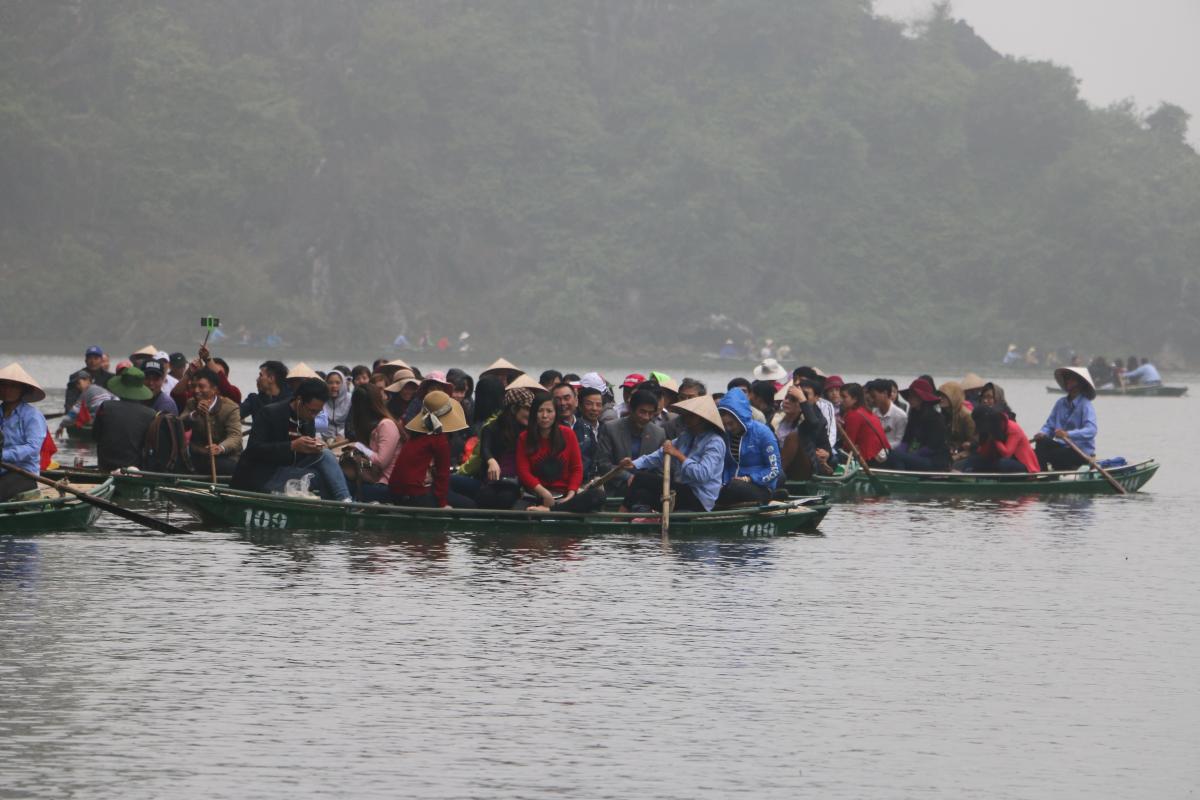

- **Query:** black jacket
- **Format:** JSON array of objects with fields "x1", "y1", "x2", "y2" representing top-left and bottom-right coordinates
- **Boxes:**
[
  {"x1": 231, "y1": 398, "x2": 311, "y2": 491},
  {"x1": 93, "y1": 399, "x2": 157, "y2": 471},
  {"x1": 240, "y1": 387, "x2": 291, "y2": 421}
]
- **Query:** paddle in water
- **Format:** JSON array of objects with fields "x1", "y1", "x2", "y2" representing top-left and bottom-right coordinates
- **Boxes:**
[{"x1": 1, "y1": 462, "x2": 192, "y2": 535}]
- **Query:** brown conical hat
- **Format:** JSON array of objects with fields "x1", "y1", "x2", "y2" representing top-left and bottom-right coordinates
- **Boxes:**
[
  {"x1": 667, "y1": 394, "x2": 723, "y2": 432},
  {"x1": 481, "y1": 358, "x2": 522, "y2": 379},
  {"x1": 506, "y1": 372, "x2": 543, "y2": 391},
  {"x1": 0, "y1": 362, "x2": 47, "y2": 403},
  {"x1": 286, "y1": 362, "x2": 321, "y2": 381}
]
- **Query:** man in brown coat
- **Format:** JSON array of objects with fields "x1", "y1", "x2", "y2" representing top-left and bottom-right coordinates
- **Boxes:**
[{"x1": 182, "y1": 368, "x2": 243, "y2": 475}]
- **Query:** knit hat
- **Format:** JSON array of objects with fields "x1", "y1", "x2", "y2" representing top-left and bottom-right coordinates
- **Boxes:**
[{"x1": 504, "y1": 387, "x2": 535, "y2": 409}]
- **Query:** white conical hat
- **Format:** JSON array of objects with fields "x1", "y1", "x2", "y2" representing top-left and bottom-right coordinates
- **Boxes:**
[
  {"x1": 481, "y1": 358, "x2": 522, "y2": 379},
  {"x1": 667, "y1": 394, "x2": 723, "y2": 432},
  {"x1": 506, "y1": 372, "x2": 543, "y2": 391},
  {"x1": 1054, "y1": 366, "x2": 1096, "y2": 400},
  {"x1": 0, "y1": 362, "x2": 46, "y2": 403},
  {"x1": 286, "y1": 362, "x2": 321, "y2": 381},
  {"x1": 132, "y1": 344, "x2": 159, "y2": 357}
]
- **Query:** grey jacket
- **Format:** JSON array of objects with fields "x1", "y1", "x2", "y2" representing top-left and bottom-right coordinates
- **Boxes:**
[{"x1": 596, "y1": 417, "x2": 666, "y2": 492}]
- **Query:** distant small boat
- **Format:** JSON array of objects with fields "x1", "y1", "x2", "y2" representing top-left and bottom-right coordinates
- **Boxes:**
[{"x1": 1045, "y1": 384, "x2": 1188, "y2": 397}]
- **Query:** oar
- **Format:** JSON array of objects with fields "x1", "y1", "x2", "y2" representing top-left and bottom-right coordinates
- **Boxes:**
[
  {"x1": 834, "y1": 418, "x2": 889, "y2": 496},
  {"x1": 204, "y1": 415, "x2": 218, "y2": 484},
  {"x1": 1060, "y1": 438, "x2": 1128, "y2": 495},
  {"x1": 579, "y1": 464, "x2": 623, "y2": 494},
  {"x1": 661, "y1": 452, "x2": 671, "y2": 539},
  {"x1": 44, "y1": 411, "x2": 66, "y2": 421},
  {"x1": 1, "y1": 462, "x2": 192, "y2": 535}
]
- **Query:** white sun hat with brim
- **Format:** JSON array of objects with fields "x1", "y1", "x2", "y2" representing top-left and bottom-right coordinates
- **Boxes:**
[
  {"x1": 667, "y1": 395, "x2": 724, "y2": 432},
  {"x1": 505, "y1": 372, "x2": 543, "y2": 391},
  {"x1": 0, "y1": 363, "x2": 47, "y2": 403},
  {"x1": 286, "y1": 362, "x2": 322, "y2": 381},
  {"x1": 405, "y1": 390, "x2": 468, "y2": 435},
  {"x1": 481, "y1": 358, "x2": 522, "y2": 381},
  {"x1": 1054, "y1": 366, "x2": 1096, "y2": 400},
  {"x1": 752, "y1": 358, "x2": 789, "y2": 383}
]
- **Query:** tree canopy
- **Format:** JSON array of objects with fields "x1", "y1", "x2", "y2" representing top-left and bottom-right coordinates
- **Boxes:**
[{"x1": 2, "y1": 0, "x2": 1197, "y2": 363}]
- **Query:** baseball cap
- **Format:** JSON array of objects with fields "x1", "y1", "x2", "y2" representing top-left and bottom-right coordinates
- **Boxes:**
[
  {"x1": 621, "y1": 373, "x2": 645, "y2": 389},
  {"x1": 579, "y1": 372, "x2": 607, "y2": 393},
  {"x1": 154, "y1": 350, "x2": 170, "y2": 362},
  {"x1": 85, "y1": 345, "x2": 103, "y2": 357},
  {"x1": 142, "y1": 360, "x2": 165, "y2": 376},
  {"x1": 71, "y1": 369, "x2": 92, "y2": 382},
  {"x1": 169, "y1": 352, "x2": 187, "y2": 367}
]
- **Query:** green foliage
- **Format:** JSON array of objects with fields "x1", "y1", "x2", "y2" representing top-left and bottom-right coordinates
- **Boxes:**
[{"x1": 1, "y1": 0, "x2": 1198, "y2": 363}]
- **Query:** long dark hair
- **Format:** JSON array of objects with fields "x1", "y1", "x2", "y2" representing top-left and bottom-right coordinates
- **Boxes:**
[
  {"x1": 350, "y1": 383, "x2": 392, "y2": 444},
  {"x1": 840, "y1": 382, "x2": 865, "y2": 410},
  {"x1": 472, "y1": 375, "x2": 505, "y2": 431},
  {"x1": 971, "y1": 404, "x2": 1008, "y2": 444},
  {"x1": 525, "y1": 392, "x2": 565, "y2": 455}
]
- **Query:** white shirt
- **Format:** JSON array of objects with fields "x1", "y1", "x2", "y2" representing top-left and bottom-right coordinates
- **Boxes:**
[
  {"x1": 874, "y1": 402, "x2": 908, "y2": 448},
  {"x1": 816, "y1": 397, "x2": 838, "y2": 450}
]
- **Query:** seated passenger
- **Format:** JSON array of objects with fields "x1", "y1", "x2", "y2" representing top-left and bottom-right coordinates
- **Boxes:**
[
  {"x1": 57, "y1": 370, "x2": 114, "y2": 437},
  {"x1": 884, "y1": 378, "x2": 950, "y2": 471},
  {"x1": 775, "y1": 385, "x2": 829, "y2": 480},
  {"x1": 839, "y1": 383, "x2": 890, "y2": 467},
  {"x1": 1034, "y1": 367, "x2": 1097, "y2": 471},
  {"x1": 181, "y1": 368, "x2": 243, "y2": 476},
  {"x1": 64, "y1": 345, "x2": 114, "y2": 413},
  {"x1": 345, "y1": 383, "x2": 403, "y2": 502},
  {"x1": 715, "y1": 389, "x2": 781, "y2": 507},
  {"x1": 517, "y1": 392, "x2": 604, "y2": 512},
  {"x1": 866, "y1": 379, "x2": 906, "y2": 448},
  {"x1": 596, "y1": 389, "x2": 666, "y2": 497},
  {"x1": 937, "y1": 381, "x2": 977, "y2": 465},
  {"x1": 619, "y1": 395, "x2": 728, "y2": 513},
  {"x1": 1122, "y1": 357, "x2": 1162, "y2": 386},
  {"x1": 142, "y1": 360, "x2": 179, "y2": 415},
  {"x1": 0, "y1": 363, "x2": 49, "y2": 500},
  {"x1": 962, "y1": 405, "x2": 1039, "y2": 473},
  {"x1": 977, "y1": 381, "x2": 1016, "y2": 420},
  {"x1": 93, "y1": 368, "x2": 159, "y2": 472},
  {"x1": 475, "y1": 387, "x2": 533, "y2": 509},
  {"x1": 231, "y1": 378, "x2": 352, "y2": 500},
  {"x1": 388, "y1": 391, "x2": 476, "y2": 508}
]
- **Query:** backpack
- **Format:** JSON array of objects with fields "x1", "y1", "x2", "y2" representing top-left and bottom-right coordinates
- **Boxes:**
[{"x1": 141, "y1": 413, "x2": 191, "y2": 473}]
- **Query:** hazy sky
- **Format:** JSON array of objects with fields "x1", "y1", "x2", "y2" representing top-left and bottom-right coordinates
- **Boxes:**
[{"x1": 874, "y1": 0, "x2": 1200, "y2": 143}]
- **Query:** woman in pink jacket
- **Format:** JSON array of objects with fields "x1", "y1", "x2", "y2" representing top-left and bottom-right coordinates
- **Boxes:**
[
  {"x1": 346, "y1": 383, "x2": 404, "y2": 501},
  {"x1": 963, "y1": 404, "x2": 1039, "y2": 473}
]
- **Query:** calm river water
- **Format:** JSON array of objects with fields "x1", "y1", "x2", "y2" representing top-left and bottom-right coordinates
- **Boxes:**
[{"x1": 2, "y1": 354, "x2": 1198, "y2": 799}]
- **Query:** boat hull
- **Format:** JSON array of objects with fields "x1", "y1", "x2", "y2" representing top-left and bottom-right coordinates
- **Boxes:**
[
  {"x1": 158, "y1": 483, "x2": 830, "y2": 538},
  {"x1": 1046, "y1": 385, "x2": 1188, "y2": 397},
  {"x1": 0, "y1": 478, "x2": 115, "y2": 534},
  {"x1": 46, "y1": 467, "x2": 225, "y2": 501}
]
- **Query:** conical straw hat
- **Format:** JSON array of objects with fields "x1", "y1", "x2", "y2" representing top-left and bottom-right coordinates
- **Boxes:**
[
  {"x1": 961, "y1": 372, "x2": 987, "y2": 392},
  {"x1": 0, "y1": 362, "x2": 46, "y2": 403},
  {"x1": 133, "y1": 344, "x2": 159, "y2": 357},
  {"x1": 481, "y1": 358, "x2": 522, "y2": 379},
  {"x1": 1054, "y1": 366, "x2": 1096, "y2": 400},
  {"x1": 668, "y1": 394, "x2": 723, "y2": 432},
  {"x1": 287, "y1": 362, "x2": 321, "y2": 381},
  {"x1": 506, "y1": 372, "x2": 542, "y2": 391}
]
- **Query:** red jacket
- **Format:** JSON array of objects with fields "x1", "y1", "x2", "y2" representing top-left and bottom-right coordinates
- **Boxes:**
[
  {"x1": 517, "y1": 427, "x2": 583, "y2": 495},
  {"x1": 977, "y1": 419, "x2": 1040, "y2": 473},
  {"x1": 842, "y1": 405, "x2": 889, "y2": 463},
  {"x1": 388, "y1": 433, "x2": 450, "y2": 506}
]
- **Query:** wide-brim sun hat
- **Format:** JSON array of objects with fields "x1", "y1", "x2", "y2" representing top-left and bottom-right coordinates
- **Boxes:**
[
  {"x1": 481, "y1": 358, "x2": 522, "y2": 381},
  {"x1": 753, "y1": 358, "x2": 788, "y2": 383},
  {"x1": 419, "y1": 370, "x2": 452, "y2": 392},
  {"x1": 506, "y1": 373, "x2": 543, "y2": 391},
  {"x1": 287, "y1": 362, "x2": 321, "y2": 381},
  {"x1": 385, "y1": 369, "x2": 419, "y2": 393},
  {"x1": 406, "y1": 390, "x2": 468, "y2": 434},
  {"x1": 1054, "y1": 366, "x2": 1096, "y2": 400},
  {"x1": 668, "y1": 395, "x2": 724, "y2": 432},
  {"x1": 107, "y1": 367, "x2": 153, "y2": 401},
  {"x1": 961, "y1": 372, "x2": 987, "y2": 392},
  {"x1": 900, "y1": 377, "x2": 939, "y2": 404},
  {"x1": 0, "y1": 362, "x2": 47, "y2": 403}
]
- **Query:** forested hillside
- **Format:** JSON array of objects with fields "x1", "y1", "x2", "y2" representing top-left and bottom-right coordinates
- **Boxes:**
[{"x1": 2, "y1": 1, "x2": 1198, "y2": 362}]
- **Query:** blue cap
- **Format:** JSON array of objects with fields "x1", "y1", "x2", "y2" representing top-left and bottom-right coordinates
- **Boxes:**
[{"x1": 85, "y1": 345, "x2": 103, "y2": 357}]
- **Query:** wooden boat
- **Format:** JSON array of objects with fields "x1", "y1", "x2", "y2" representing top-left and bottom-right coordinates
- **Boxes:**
[
  {"x1": 0, "y1": 477, "x2": 116, "y2": 534},
  {"x1": 157, "y1": 482, "x2": 831, "y2": 537},
  {"x1": 791, "y1": 458, "x2": 1159, "y2": 497},
  {"x1": 45, "y1": 467, "x2": 226, "y2": 501},
  {"x1": 1045, "y1": 384, "x2": 1188, "y2": 397},
  {"x1": 62, "y1": 424, "x2": 95, "y2": 442}
]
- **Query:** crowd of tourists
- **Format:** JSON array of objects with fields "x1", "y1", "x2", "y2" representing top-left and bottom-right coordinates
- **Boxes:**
[{"x1": 0, "y1": 344, "x2": 1107, "y2": 507}]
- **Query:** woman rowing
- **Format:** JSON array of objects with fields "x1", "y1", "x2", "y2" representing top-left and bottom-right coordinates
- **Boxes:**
[
  {"x1": 619, "y1": 395, "x2": 727, "y2": 513},
  {"x1": 0, "y1": 364, "x2": 48, "y2": 501}
]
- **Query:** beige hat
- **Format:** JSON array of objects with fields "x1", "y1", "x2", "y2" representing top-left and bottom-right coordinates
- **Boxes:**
[
  {"x1": 506, "y1": 372, "x2": 543, "y2": 391},
  {"x1": 0, "y1": 362, "x2": 46, "y2": 403},
  {"x1": 132, "y1": 344, "x2": 158, "y2": 357},
  {"x1": 286, "y1": 362, "x2": 321, "y2": 381},
  {"x1": 961, "y1": 372, "x2": 987, "y2": 392},
  {"x1": 668, "y1": 394, "x2": 723, "y2": 432},
  {"x1": 405, "y1": 390, "x2": 468, "y2": 434},
  {"x1": 383, "y1": 358, "x2": 410, "y2": 370},
  {"x1": 481, "y1": 358, "x2": 522, "y2": 381},
  {"x1": 385, "y1": 368, "x2": 420, "y2": 393},
  {"x1": 1054, "y1": 366, "x2": 1096, "y2": 400}
]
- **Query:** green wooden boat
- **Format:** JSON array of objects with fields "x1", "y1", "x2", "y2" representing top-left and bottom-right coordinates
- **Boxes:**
[
  {"x1": 158, "y1": 482, "x2": 830, "y2": 538},
  {"x1": 62, "y1": 424, "x2": 95, "y2": 442},
  {"x1": 0, "y1": 477, "x2": 116, "y2": 534},
  {"x1": 45, "y1": 467, "x2": 226, "y2": 501},
  {"x1": 1045, "y1": 384, "x2": 1187, "y2": 397},
  {"x1": 791, "y1": 458, "x2": 1159, "y2": 497}
]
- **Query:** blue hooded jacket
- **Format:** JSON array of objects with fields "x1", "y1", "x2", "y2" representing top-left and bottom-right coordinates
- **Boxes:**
[{"x1": 717, "y1": 390, "x2": 781, "y2": 489}]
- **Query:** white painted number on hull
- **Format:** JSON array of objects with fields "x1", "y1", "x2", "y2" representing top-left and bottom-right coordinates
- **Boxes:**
[
  {"x1": 740, "y1": 522, "x2": 777, "y2": 537},
  {"x1": 244, "y1": 509, "x2": 288, "y2": 529}
]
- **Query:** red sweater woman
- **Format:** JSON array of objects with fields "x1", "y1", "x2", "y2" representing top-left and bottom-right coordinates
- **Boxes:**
[
  {"x1": 516, "y1": 392, "x2": 603, "y2": 513},
  {"x1": 387, "y1": 391, "x2": 476, "y2": 507},
  {"x1": 839, "y1": 383, "x2": 890, "y2": 464}
]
